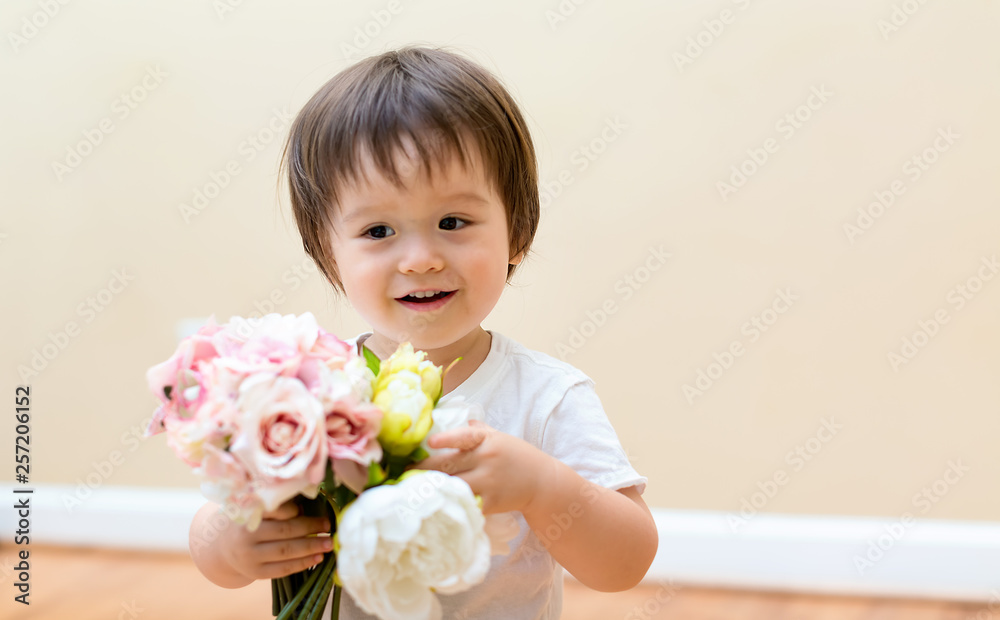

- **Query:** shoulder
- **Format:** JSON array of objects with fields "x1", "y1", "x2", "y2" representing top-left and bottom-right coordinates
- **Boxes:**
[{"x1": 493, "y1": 331, "x2": 594, "y2": 389}]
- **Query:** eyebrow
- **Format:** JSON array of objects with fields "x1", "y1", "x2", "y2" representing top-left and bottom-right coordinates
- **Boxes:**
[{"x1": 339, "y1": 192, "x2": 491, "y2": 224}]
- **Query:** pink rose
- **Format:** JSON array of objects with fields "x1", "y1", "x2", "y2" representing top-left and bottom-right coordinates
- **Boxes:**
[
  {"x1": 197, "y1": 443, "x2": 266, "y2": 530},
  {"x1": 229, "y1": 373, "x2": 328, "y2": 511},
  {"x1": 310, "y1": 330, "x2": 353, "y2": 366},
  {"x1": 213, "y1": 313, "x2": 352, "y2": 391},
  {"x1": 215, "y1": 336, "x2": 305, "y2": 381},
  {"x1": 145, "y1": 318, "x2": 224, "y2": 436},
  {"x1": 325, "y1": 395, "x2": 383, "y2": 494},
  {"x1": 164, "y1": 385, "x2": 239, "y2": 468},
  {"x1": 220, "y1": 313, "x2": 320, "y2": 353},
  {"x1": 298, "y1": 331, "x2": 354, "y2": 390}
]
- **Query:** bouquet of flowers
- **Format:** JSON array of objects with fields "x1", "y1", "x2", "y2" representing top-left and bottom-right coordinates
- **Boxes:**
[{"x1": 145, "y1": 312, "x2": 517, "y2": 620}]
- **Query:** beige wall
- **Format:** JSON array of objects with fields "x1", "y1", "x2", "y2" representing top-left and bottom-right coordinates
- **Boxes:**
[{"x1": 2, "y1": 0, "x2": 998, "y2": 522}]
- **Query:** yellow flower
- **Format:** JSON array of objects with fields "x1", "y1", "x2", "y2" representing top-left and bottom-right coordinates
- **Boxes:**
[
  {"x1": 372, "y1": 343, "x2": 443, "y2": 456},
  {"x1": 373, "y1": 343, "x2": 442, "y2": 401}
]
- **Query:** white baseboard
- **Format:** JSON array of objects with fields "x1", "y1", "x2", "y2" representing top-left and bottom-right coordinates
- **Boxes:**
[
  {"x1": 3, "y1": 484, "x2": 999, "y2": 603},
  {"x1": 2, "y1": 484, "x2": 205, "y2": 551},
  {"x1": 645, "y1": 509, "x2": 1000, "y2": 604}
]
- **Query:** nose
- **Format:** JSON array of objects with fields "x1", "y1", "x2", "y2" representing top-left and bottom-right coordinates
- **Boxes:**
[{"x1": 397, "y1": 232, "x2": 445, "y2": 274}]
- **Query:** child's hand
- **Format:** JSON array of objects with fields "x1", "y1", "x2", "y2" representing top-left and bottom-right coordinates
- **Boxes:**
[
  {"x1": 417, "y1": 420, "x2": 551, "y2": 514},
  {"x1": 215, "y1": 500, "x2": 332, "y2": 581}
]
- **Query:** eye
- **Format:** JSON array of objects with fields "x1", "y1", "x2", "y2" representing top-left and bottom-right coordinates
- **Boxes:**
[
  {"x1": 363, "y1": 224, "x2": 394, "y2": 239},
  {"x1": 439, "y1": 216, "x2": 468, "y2": 231}
]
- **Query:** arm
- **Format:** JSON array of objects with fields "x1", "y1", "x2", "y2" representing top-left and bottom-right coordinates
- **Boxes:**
[
  {"x1": 521, "y1": 459, "x2": 657, "y2": 592},
  {"x1": 190, "y1": 502, "x2": 254, "y2": 588},
  {"x1": 421, "y1": 421, "x2": 658, "y2": 592},
  {"x1": 189, "y1": 500, "x2": 332, "y2": 589}
]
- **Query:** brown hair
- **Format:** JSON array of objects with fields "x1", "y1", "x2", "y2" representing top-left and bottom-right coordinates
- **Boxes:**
[{"x1": 281, "y1": 46, "x2": 540, "y2": 295}]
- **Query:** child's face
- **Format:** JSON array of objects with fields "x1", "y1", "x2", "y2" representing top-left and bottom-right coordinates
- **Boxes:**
[{"x1": 329, "y1": 140, "x2": 522, "y2": 353}]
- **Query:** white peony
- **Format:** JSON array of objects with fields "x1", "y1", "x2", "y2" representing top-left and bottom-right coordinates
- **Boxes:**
[
  {"x1": 421, "y1": 395, "x2": 485, "y2": 456},
  {"x1": 336, "y1": 471, "x2": 492, "y2": 620}
]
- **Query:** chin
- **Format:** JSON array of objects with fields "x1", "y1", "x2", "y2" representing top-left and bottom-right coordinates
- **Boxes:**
[{"x1": 402, "y1": 327, "x2": 476, "y2": 352}]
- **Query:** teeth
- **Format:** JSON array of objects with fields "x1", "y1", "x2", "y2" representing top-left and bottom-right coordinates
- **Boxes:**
[{"x1": 409, "y1": 290, "x2": 443, "y2": 299}]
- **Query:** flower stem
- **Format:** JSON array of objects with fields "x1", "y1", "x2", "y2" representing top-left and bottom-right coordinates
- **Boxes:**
[
  {"x1": 271, "y1": 578, "x2": 280, "y2": 616},
  {"x1": 331, "y1": 585, "x2": 341, "y2": 619},
  {"x1": 324, "y1": 492, "x2": 342, "y2": 619},
  {"x1": 305, "y1": 554, "x2": 337, "y2": 620},
  {"x1": 274, "y1": 555, "x2": 327, "y2": 620},
  {"x1": 279, "y1": 575, "x2": 294, "y2": 609},
  {"x1": 296, "y1": 552, "x2": 335, "y2": 620}
]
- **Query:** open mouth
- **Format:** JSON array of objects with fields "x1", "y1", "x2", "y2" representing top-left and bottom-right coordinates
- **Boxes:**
[{"x1": 397, "y1": 291, "x2": 456, "y2": 304}]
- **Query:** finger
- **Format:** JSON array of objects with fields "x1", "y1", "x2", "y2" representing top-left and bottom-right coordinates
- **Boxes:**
[
  {"x1": 416, "y1": 450, "x2": 475, "y2": 476},
  {"x1": 445, "y1": 470, "x2": 495, "y2": 512},
  {"x1": 255, "y1": 515, "x2": 330, "y2": 542},
  {"x1": 451, "y1": 470, "x2": 482, "y2": 495},
  {"x1": 254, "y1": 534, "x2": 334, "y2": 567},
  {"x1": 427, "y1": 425, "x2": 489, "y2": 451},
  {"x1": 255, "y1": 549, "x2": 329, "y2": 580},
  {"x1": 261, "y1": 499, "x2": 301, "y2": 521}
]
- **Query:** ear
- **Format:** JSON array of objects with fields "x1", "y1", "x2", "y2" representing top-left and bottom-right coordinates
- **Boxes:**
[{"x1": 509, "y1": 250, "x2": 525, "y2": 266}]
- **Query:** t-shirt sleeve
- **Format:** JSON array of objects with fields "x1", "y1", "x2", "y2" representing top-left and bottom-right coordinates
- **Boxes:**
[{"x1": 537, "y1": 378, "x2": 647, "y2": 495}]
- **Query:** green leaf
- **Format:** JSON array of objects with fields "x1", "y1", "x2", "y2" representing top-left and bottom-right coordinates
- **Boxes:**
[
  {"x1": 410, "y1": 446, "x2": 430, "y2": 463},
  {"x1": 320, "y1": 461, "x2": 336, "y2": 494},
  {"x1": 362, "y1": 344, "x2": 380, "y2": 376},
  {"x1": 383, "y1": 454, "x2": 412, "y2": 481},
  {"x1": 366, "y1": 461, "x2": 387, "y2": 488},
  {"x1": 332, "y1": 484, "x2": 357, "y2": 511},
  {"x1": 434, "y1": 356, "x2": 461, "y2": 407}
]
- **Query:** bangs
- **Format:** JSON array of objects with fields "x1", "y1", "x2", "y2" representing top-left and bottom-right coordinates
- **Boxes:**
[{"x1": 290, "y1": 51, "x2": 503, "y2": 208}]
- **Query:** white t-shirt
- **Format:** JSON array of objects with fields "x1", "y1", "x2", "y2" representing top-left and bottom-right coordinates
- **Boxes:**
[{"x1": 327, "y1": 330, "x2": 647, "y2": 620}]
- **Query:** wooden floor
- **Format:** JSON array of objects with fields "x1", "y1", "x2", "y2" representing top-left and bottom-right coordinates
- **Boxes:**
[{"x1": 1, "y1": 546, "x2": 986, "y2": 619}]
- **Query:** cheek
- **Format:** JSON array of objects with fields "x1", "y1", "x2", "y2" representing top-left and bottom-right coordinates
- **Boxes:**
[
  {"x1": 465, "y1": 247, "x2": 511, "y2": 301},
  {"x1": 337, "y1": 249, "x2": 384, "y2": 291}
]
